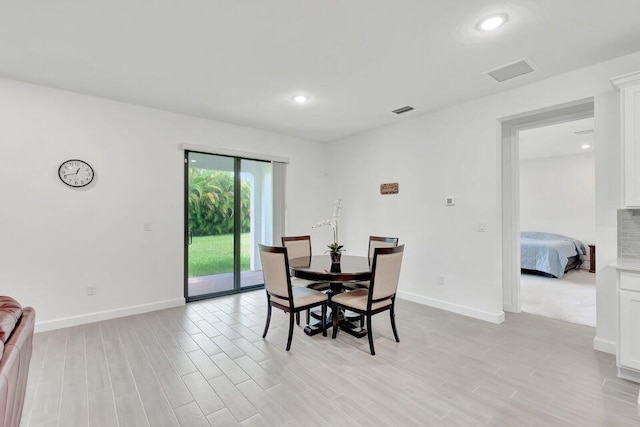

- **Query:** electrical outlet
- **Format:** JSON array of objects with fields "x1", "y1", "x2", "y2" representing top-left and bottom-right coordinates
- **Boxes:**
[
  {"x1": 479, "y1": 223, "x2": 486, "y2": 232},
  {"x1": 438, "y1": 275, "x2": 445, "y2": 285},
  {"x1": 144, "y1": 222, "x2": 152, "y2": 231},
  {"x1": 445, "y1": 197, "x2": 455, "y2": 206},
  {"x1": 87, "y1": 285, "x2": 96, "y2": 296}
]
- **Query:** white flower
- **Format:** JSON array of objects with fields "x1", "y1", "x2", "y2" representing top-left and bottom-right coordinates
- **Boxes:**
[
  {"x1": 332, "y1": 199, "x2": 342, "y2": 222},
  {"x1": 312, "y1": 219, "x2": 331, "y2": 228},
  {"x1": 312, "y1": 199, "x2": 342, "y2": 245}
]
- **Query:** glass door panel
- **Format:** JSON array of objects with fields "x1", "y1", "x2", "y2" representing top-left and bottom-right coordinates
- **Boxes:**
[
  {"x1": 240, "y1": 159, "x2": 273, "y2": 288},
  {"x1": 186, "y1": 152, "x2": 236, "y2": 298},
  {"x1": 185, "y1": 151, "x2": 271, "y2": 301}
]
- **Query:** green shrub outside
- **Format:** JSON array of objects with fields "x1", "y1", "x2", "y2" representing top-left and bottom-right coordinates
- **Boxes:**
[{"x1": 188, "y1": 168, "x2": 251, "y2": 236}]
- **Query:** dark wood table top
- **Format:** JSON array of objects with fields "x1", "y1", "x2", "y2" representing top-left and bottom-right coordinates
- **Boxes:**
[{"x1": 289, "y1": 255, "x2": 371, "y2": 282}]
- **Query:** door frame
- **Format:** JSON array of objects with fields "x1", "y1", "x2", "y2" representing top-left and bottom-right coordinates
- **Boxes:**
[{"x1": 500, "y1": 98, "x2": 595, "y2": 313}]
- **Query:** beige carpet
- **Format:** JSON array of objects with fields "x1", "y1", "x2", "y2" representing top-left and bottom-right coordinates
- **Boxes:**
[{"x1": 520, "y1": 269, "x2": 596, "y2": 327}]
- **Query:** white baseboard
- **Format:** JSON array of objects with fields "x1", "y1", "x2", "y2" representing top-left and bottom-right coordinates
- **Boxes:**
[
  {"x1": 618, "y1": 366, "x2": 640, "y2": 384},
  {"x1": 397, "y1": 291, "x2": 505, "y2": 324},
  {"x1": 503, "y1": 302, "x2": 521, "y2": 314},
  {"x1": 34, "y1": 297, "x2": 185, "y2": 333},
  {"x1": 593, "y1": 336, "x2": 616, "y2": 354}
]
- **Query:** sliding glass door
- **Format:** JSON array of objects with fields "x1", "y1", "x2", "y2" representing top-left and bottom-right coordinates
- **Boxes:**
[{"x1": 185, "y1": 151, "x2": 272, "y2": 301}]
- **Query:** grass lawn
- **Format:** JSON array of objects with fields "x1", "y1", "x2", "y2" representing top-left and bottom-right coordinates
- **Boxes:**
[{"x1": 188, "y1": 233, "x2": 251, "y2": 277}]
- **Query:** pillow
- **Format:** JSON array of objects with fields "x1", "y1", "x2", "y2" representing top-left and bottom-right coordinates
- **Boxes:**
[{"x1": 0, "y1": 296, "x2": 23, "y2": 343}]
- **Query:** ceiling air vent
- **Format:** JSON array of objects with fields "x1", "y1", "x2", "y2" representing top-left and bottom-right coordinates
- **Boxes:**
[
  {"x1": 574, "y1": 129, "x2": 595, "y2": 136},
  {"x1": 485, "y1": 58, "x2": 535, "y2": 82},
  {"x1": 392, "y1": 105, "x2": 414, "y2": 115}
]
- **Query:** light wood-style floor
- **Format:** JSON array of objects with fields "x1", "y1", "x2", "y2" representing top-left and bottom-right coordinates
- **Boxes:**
[{"x1": 21, "y1": 290, "x2": 640, "y2": 427}]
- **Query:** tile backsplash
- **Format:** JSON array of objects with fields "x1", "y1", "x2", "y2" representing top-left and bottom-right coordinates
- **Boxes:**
[{"x1": 618, "y1": 209, "x2": 640, "y2": 259}]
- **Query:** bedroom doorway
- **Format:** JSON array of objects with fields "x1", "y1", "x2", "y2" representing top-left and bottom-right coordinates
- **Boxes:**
[
  {"x1": 517, "y1": 118, "x2": 596, "y2": 326},
  {"x1": 500, "y1": 98, "x2": 595, "y2": 325}
]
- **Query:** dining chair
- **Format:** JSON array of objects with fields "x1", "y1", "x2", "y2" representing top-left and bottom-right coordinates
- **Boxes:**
[
  {"x1": 347, "y1": 236, "x2": 399, "y2": 292},
  {"x1": 282, "y1": 235, "x2": 330, "y2": 325},
  {"x1": 258, "y1": 244, "x2": 328, "y2": 351},
  {"x1": 368, "y1": 236, "x2": 400, "y2": 265},
  {"x1": 331, "y1": 245, "x2": 404, "y2": 355},
  {"x1": 281, "y1": 235, "x2": 313, "y2": 259}
]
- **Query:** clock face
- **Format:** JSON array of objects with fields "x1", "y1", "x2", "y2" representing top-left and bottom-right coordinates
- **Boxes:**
[{"x1": 58, "y1": 159, "x2": 94, "y2": 188}]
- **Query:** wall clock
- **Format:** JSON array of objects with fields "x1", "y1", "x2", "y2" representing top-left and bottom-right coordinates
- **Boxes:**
[{"x1": 58, "y1": 159, "x2": 94, "y2": 188}]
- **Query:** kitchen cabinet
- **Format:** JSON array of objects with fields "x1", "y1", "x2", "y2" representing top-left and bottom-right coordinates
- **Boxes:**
[
  {"x1": 612, "y1": 71, "x2": 640, "y2": 207},
  {"x1": 612, "y1": 260, "x2": 640, "y2": 384}
]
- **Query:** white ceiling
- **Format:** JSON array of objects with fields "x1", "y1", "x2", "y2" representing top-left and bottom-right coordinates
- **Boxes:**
[
  {"x1": 519, "y1": 117, "x2": 595, "y2": 160},
  {"x1": 1, "y1": 1, "x2": 640, "y2": 142}
]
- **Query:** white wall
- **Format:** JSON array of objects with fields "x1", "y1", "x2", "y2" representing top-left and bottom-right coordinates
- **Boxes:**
[
  {"x1": 326, "y1": 51, "x2": 640, "y2": 348},
  {"x1": 2, "y1": 53, "x2": 637, "y2": 351},
  {"x1": 519, "y1": 152, "x2": 596, "y2": 249},
  {"x1": 0, "y1": 78, "x2": 327, "y2": 331}
]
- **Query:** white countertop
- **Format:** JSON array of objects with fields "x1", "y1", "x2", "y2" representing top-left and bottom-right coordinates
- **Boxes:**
[{"x1": 610, "y1": 258, "x2": 640, "y2": 272}]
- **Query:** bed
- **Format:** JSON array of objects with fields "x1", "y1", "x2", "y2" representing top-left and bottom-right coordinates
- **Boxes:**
[{"x1": 520, "y1": 232, "x2": 586, "y2": 278}]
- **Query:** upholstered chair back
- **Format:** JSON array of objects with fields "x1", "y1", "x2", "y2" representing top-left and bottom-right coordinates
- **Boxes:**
[
  {"x1": 368, "y1": 236, "x2": 399, "y2": 264},
  {"x1": 281, "y1": 236, "x2": 312, "y2": 259},
  {"x1": 259, "y1": 245, "x2": 291, "y2": 299},
  {"x1": 370, "y1": 245, "x2": 404, "y2": 301}
]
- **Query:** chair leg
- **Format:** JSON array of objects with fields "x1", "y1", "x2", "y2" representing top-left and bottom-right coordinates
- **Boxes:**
[
  {"x1": 286, "y1": 312, "x2": 295, "y2": 351},
  {"x1": 331, "y1": 303, "x2": 339, "y2": 339},
  {"x1": 306, "y1": 309, "x2": 310, "y2": 325},
  {"x1": 360, "y1": 314, "x2": 365, "y2": 328},
  {"x1": 296, "y1": 312, "x2": 300, "y2": 326},
  {"x1": 390, "y1": 305, "x2": 400, "y2": 343},
  {"x1": 321, "y1": 303, "x2": 327, "y2": 337},
  {"x1": 262, "y1": 302, "x2": 272, "y2": 338},
  {"x1": 367, "y1": 314, "x2": 375, "y2": 355}
]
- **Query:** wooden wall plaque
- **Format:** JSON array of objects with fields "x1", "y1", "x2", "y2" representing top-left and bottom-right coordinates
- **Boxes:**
[{"x1": 380, "y1": 182, "x2": 399, "y2": 195}]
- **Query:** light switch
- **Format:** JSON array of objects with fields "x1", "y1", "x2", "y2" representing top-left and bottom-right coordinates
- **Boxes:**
[
  {"x1": 479, "y1": 223, "x2": 486, "y2": 232},
  {"x1": 144, "y1": 223, "x2": 152, "y2": 231}
]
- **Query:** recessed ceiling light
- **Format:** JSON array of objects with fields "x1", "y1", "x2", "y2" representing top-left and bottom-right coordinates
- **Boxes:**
[
  {"x1": 478, "y1": 14, "x2": 508, "y2": 31},
  {"x1": 581, "y1": 144, "x2": 592, "y2": 150},
  {"x1": 292, "y1": 95, "x2": 309, "y2": 104}
]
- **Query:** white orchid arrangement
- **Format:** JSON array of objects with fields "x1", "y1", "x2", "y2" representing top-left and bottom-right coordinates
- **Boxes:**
[{"x1": 312, "y1": 199, "x2": 344, "y2": 253}]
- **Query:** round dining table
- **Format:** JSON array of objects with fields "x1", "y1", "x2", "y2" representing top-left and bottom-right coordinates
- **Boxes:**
[{"x1": 289, "y1": 255, "x2": 370, "y2": 337}]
